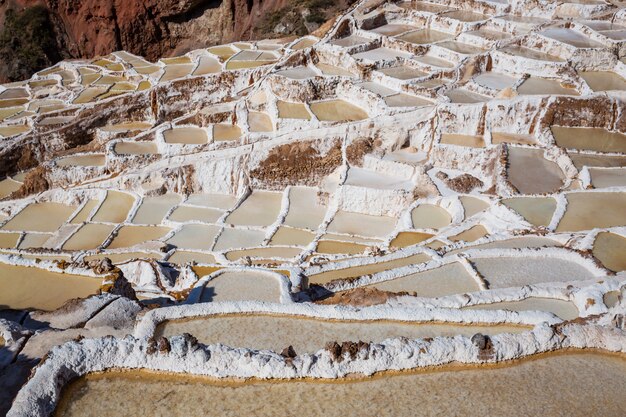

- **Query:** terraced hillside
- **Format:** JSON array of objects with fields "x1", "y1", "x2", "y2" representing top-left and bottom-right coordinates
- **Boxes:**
[{"x1": 1, "y1": 0, "x2": 626, "y2": 415}]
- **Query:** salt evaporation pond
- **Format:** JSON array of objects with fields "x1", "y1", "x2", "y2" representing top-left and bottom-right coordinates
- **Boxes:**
[
  {"x1": 0, "y1": 263, "x2": 102, "y2": 311},
  {"x1": 2, "y1": 202, "x2": 77, "y2": 233},
  {"x1": 551, "y1": 127, "x2": 626, "y2": 153},
  {"x1": 56, "y1": 354, "x2": 626, "y2": 417},
  {"x1": 371, "y1": 262, "x2": 480, "y2": 296},
  {"x1": 556, "y1": 192, "x2": 626, "y2": 232},
  {"x1": 471, "y1": 257, "x2": 594, "y2": 288},
  {"x1": 464, "y1": 297, "x2": 579, "y2": 320},
  {"x1": 502, "y1": 197, "x2": 556, "y2": 227},
  {"x1": 156, "y1": 314, "x2": 528, "y2": 353},
  {"x1": 592, "y1": 232, "x2": 626, "y2": 272},
  {"x1": 194, "y1": 271, "x2": 282, "y2": 303},
  {"x1": 308, "y1": 253, "x2": 430, "y2": 284},
  {"x1": 506, "y1": 147, "x2": 564, "y2": 194}
]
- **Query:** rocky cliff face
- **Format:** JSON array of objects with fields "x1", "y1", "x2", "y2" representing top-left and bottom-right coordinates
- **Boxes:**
[{"x1": 0, "y1": 0, "x2": 350, "y2": 82}]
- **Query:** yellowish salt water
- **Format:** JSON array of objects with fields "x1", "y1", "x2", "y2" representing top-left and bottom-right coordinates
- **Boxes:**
[
  {"x1": 2, "y1": 202, "x2": 77, "y2": 233},
  {"x1": 556, "y1": 192, "x2": 626, "y2": 232},
  {"x1": 0, "y1": 263, "x2": 102, "y2": 311}
]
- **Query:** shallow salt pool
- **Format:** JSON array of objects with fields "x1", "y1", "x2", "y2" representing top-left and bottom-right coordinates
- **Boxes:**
[
  {"x1": 156, "y1": 314, "x2": 528, "y2": 354},
  {"x1": 57, "y1": 353, "x2": 626, "y2": 417}
]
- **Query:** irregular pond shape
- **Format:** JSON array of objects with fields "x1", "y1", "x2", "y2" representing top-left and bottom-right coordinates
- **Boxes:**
[
  {"x1": 213, "y1": 124, "x2": 242, "y2": 141},
  {"x1": 581, "y1": 71, "x2": 626, "y2": 91},
  {"x1": 569, "y1": 153, "x2": 626, "y2": 169},
  {"x1": 327, "y1": 211, "x2": 396, "y2": 239},
  {"x1": 592, "y1": 232, "x2": 626, "y2": 272},
  {"x1": 195, "y1": 271, "x2": 282, "y2": 303},
  {"x1": 464, "y1": 297, "x2": 579, "y2": 320},
  {"x1": 0, "y1": 178, "x2": 22, "y2": 198},
  {"x1": 167, "y1": 251, "x2": 216, "y2": 265},
  {"x1": 83, "y1": 252, "x2": 162, "y2": 263},
  {"x1": 2, "y1": 202, "x2": 77, "y2": 233},
  {"x1": 0, "y1": 232, "x2": 20, "y2": 248},
  {"x1": 168, "y1": 206, "x2": 223, "y2": 223},
  {"x1": 132, "y1": 194, "x2": 182, "y2": 225},
  {"x1": 471, "y1": 257, "x2": 595, "y2": 288},
  {"x1": 63, "y1": 224, "x2": 116, "y2": 250},
  {"x1": 440, "y1": 134, "x2": 485, "y2": 147},
  {"x1": 107, "y1": 226, "x2": 171, "y2": 249},
  {"x1": 225, "y1": 247, "x2": 302, "y2": 261},
  {"x1": 372, "y1": 262, "x2": 479, "y2": 296},
  {"x1": 70, "y1": 200, "x2": 100, "y2": 224},
  {"x1": 248, "y1": 112, "x2": 273, "y2": 132},
  {"x1": 399, "y1": 29, "x2": 454, "y2": 44},
  {"x1": 551, "y1": 127, "x2": 626, "y2": 153},
  {"x1": 309, "y1": 253, "x2": 430, "y2": 285},
  {"x1": 588, "y1": 167, "x2": 626, "y2": 188},
  {"x1": 277, "y1": 101, "x2": 311, "y2": 120},
  {"x1": 502, "y1": 197, "x2": 556, "y2": 227},
  {"x1": 166, "y1": 224, "x2": 221, "y2": 251},
  {"x1": 226, "y1": 191, "x2": 282, "y2": 227},
  {"x1": 64, "y1": 354, "x2": 626, "y2": 417},
  {"x1": 163, "y1": 127, "x2": 208, "y2": 145},
  {"x1": 114, "y1": 142, "x2": 159, "y2": 155},
  {"x1": 518, "y1": 78, "x2": 579, "y2": 95},
  {"x1": 92, "y1": 191, "x2": 135, "y2": 223},
  {"x1": 603, "y1": 291, "x2": 621, "y2": 308},
  {"x1": 156, "y1": 314, "x2": 527, "y2": 354},
  {"x1": 389, "y1": 232, "x2": 434, "y2": 248},
  {"x1": 449, "y1": 225, "x2": 488, "y2": 243},
  {"x1": 460, "y1": 196, "x2": 490, "y2": 218},
  {"x1": 556, "y1": 192, "x2": 626, "y2": 232},
  {"x1": 213, "y1": 228, "x2": 266, "y2": 251},
  {"x1": 0, "y1": 263, "x2": 102, "y2": 311},
  {"x1": 185, "y1": 193, "x2": 237, "y2": 210},
  {"x1": 411, "y1": 204, "x2": 451, "y2": 229},
  {"x1": 309, "y1": 100, "x2": 368, "y2": 122},
  {"x1": 315, "y1": 240, "x2": 369, "y2": 255},
  {"x1": 507, "y1": 147, "x2": 564, "y2": 194},
  {"x1": 270, "y1": 227, "x2": 316, "y2": 246},
  {"x1": 447, "y1": 236, "x2": 560, "y2": 255}
]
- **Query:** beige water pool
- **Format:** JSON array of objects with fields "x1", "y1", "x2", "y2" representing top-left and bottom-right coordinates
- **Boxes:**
[
  {"x1": 507, "y1": 147, "x2": 564, "y2": 194},
  {"x1": 156, "y1": 314, "x2": 528, "y2": 354},
  {"x1": 309, "y1": 100, "x2": 368, "y2": 122},
  {"x1": 63, "y1": 224, "x2": 115, "y2": 250},
  {"x1": 592, "y1": 232, "x2": 626, "y2": 272},
  {"x1": 0, "y1": 263, "x2": 102, "y2": 311},
  {"x1": 92, "y1": 191, "x2": 135, "y2": 223},
  {"x1": 163, "y1": 127, "x2": 208, "y2": 145},
  {"x1": 195, "y1": 271, "x2": 282, "y2": 303},
  {"x1": 552, "y1": 127, "x2": 626, "y2": 153},
  {"x1": 277, "y1": 101, "x2": 312, "y2": 120},
  {"x1": 308, "y1": 253, "x2": 430, "y2": 284},
  {"x1": 411, "y1": 204, "x2": 451, "y2": 229},
  {"x1": 464, "y1": 297, "x2": 579, "y2": 320},
  {"x1": 2, "y1": 202, "x2": 77, "y2": 233},
  {"x1": 57, "y1": 353, "x2": 626, "y2": 417},
  {"x1": 226, "y1": 191, "x2": 282, "y2": 227},
  {"x1": 372, "y1": 262, "x2": 479, "y2": 297},
  {"x1": 556, "y1": 192, "x2": 626, "y2": 232},
  {"x1": 502, "y1": 197, "x2": 556, "y2": 227},
  {"x1": 471, "y1": 257, "x2": 595, "y2": 288}
]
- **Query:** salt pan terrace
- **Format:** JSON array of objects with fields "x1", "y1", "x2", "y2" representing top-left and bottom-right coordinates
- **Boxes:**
[{"x1": 2, "y1": 0, "x2": 626, "y2": 415}]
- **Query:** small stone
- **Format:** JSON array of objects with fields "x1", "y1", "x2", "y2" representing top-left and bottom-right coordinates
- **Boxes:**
[
  {"x1": 90, "y1": 258, "x2": 114, "y2": 274},
  {"x1": 471, "y1": 333, "x2": 488, "y2": 350},
  {"x1": 280, "y1": 345, "x2": 297, "y2": 358},
  {"x1": 157, "y1": 337, "x2": 171, "y2": 353},
  {"x1": 146, "y1": 338, "x2": 157, "y2": 355},
  {"x1": 325, "y1": 341, "x2": 342, "y2": 361}
]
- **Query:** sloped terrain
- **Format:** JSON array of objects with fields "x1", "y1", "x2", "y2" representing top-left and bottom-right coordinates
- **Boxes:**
[{"x1": 1, "y1": 0, "x2": 626, "y2": 415}]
